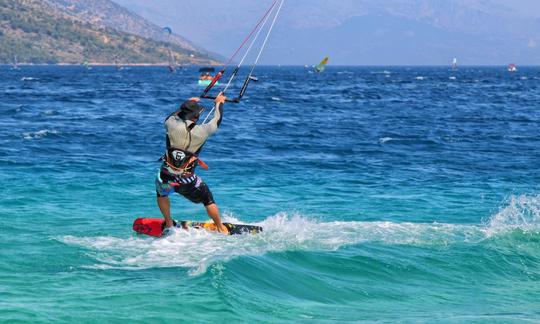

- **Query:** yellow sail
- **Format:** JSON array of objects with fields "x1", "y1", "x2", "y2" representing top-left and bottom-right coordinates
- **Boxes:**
[{"x1": 314, "y1": 56, "x2": 329, "y2": 73}]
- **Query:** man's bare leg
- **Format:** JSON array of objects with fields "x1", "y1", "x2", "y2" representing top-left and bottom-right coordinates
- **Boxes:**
[
  {"x1": 157, "y1": 196, "x2": 174, "y2": 228},
  {"x1": 205, "y1": 203, "x2": 228, "y2": 234}
]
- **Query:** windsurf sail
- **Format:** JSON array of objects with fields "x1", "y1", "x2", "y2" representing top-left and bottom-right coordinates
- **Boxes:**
[
  {"x1": 113, "y1": 54, "x2": 122, "y2": 70},
  {"x1": 314, "y1": 56, "x2": 329, "y2": 73},
  {"x1": 82, "y1": 60, "x2": 92, "y2": 70},
  {"x1": 508, "y1": 63, "x2": 517, "y2": 72},
  {"x1": 452, "y1": 58, "x2": 457, "y2": 70},
  {"x1": 133, "y1": 217, "x2": 263, "y2": 237},
  {"x1": 12, "y1": 55, "x2": 19, "y2": 70}
]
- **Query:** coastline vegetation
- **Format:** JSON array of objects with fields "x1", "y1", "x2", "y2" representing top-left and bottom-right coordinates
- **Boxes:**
[{"x1": 0, "y1": 0, "x2": 217, "y2": 65}]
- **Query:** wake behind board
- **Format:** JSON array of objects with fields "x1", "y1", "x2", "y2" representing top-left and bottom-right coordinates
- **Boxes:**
[{"x1": 133, "y1": 217, "x2": 263, "y2": 237}]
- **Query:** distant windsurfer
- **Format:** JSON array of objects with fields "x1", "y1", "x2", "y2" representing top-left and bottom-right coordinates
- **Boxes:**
[{"x1": 156, "y1": 93, "x2": 228, "y2": 234}]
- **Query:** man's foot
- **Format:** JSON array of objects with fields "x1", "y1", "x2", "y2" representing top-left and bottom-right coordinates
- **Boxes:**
[
  {"x1": 162, "y1": 226, "x2": 176, "y2": 237},
  {"x1": 218, "y1": 224, "x2": 229, "y2": 235}
]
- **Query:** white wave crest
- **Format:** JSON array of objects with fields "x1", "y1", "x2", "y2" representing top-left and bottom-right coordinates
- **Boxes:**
[
  {"x1": 378, "y1": 137, "x2": 394, "y2": 144},
  {"x1": 55, "y1": 195, "x2": 540, "y2": 275},
  {"x1": 485, "y1": 194, "x2": 540, "y2": 236},
  {"x1": 22, "y1": 129, "x2": 59, "y2": 140},
  {"x1": 56, "y1": 212, "x2": 484, "y2": 276},
  {"x1": 371, "y1": 70, "x2": 391, "y2": 75}
]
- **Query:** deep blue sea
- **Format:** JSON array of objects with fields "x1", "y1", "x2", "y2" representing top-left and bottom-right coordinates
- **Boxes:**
[{"x1": 1, "y1": 66, "x2": 539, "y2": 322}]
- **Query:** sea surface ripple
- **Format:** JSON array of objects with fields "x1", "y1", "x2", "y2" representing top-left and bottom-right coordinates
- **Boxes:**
[{"x1": 1, "y1": 66, "x2": 539, "y2": 322}]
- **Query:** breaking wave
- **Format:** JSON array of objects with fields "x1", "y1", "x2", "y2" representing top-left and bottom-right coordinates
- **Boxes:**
[{"x1": 57, "y1": 194, "x2": 540, "y2": 276}]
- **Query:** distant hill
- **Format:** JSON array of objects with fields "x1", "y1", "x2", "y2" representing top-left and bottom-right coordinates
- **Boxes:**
[
  {"x1": 44, "y1": 0, "x2": 203, "y2": 53},
  {"x1": 0, "y1": 0, "x2": 219, "y2": 65},
  {"x1": 112, "y1": 0, "x2": 540, "y2": 65}
]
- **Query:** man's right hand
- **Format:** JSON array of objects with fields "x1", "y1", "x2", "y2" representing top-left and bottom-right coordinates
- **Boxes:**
[{"x1": 214, "y1": 92, "x2": 226, "y2": 105}]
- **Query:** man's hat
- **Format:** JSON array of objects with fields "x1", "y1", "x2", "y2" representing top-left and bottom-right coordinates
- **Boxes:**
[{"x1": 178, "y1": 100, "x2": 205, "y2": 120}]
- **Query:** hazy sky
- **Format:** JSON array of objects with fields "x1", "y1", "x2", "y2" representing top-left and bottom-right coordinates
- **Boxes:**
[{"x1": 113, "y1": 0, "x2": 540, "y2": 65}]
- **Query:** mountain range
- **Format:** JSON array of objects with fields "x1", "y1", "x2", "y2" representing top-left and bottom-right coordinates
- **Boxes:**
[{"x1": 112, "y1": 0, "x2": 540, "y2": 65}]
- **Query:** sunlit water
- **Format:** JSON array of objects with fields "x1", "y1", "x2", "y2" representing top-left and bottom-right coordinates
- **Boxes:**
[{"x1": 1, "y1": 66, "x2": 539, "y2": 321}]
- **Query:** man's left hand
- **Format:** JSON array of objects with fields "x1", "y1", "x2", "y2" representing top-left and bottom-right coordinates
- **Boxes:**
[{"x1": 214, "y1": 92, "x2": 226, "y2": 105}]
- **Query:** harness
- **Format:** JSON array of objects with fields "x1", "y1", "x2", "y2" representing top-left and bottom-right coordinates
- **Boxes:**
[{"x1": 162, "y1": 120, "x2": 208, "y2": 178}]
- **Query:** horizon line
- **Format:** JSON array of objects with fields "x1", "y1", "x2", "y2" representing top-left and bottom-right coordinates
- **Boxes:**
[{"x1": 2, "y1": 63, "x2": 538, "y2": 67}]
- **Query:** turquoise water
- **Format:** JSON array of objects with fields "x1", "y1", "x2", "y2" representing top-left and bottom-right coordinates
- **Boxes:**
[{"x1": 1, "y1": 66, "x2": 539, "y2": 322}]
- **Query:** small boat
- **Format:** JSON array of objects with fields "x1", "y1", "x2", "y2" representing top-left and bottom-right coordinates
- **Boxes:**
[
  {"x1": 198, "y1": 67, "x2": 218, "y2": 86},
  {"x1": 452, "y1": 58, "x2": 457, "y2": 70},
  {"x1": 508, "y1": 63, "x2": 517, "y2": 72}
]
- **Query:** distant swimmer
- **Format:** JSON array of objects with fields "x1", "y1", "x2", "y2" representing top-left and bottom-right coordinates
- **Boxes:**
[{"x1": 155, "y1": 93, "x2": 228, "y2": 235}]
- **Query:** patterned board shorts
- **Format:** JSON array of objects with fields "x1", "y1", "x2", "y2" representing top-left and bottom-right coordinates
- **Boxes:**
[{"x1": 155, "y1": 169, "x2": 215, "y2": 206}]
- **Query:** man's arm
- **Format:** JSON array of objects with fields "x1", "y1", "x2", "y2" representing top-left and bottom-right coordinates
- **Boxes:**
[{"x1": 200, "y1": 93, "x2": 226, "y2": 135}]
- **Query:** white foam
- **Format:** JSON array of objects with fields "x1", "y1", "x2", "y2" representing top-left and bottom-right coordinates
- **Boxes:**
[
  {"x1": 371, "y1": 70, "x2": 391, "y2": 75},
  {"x1": 56, "y1": 194, "x2": 540, "y2": 275},
  {"x1": 485, "y1": 194, "x2": 540, "y2": 236},
  {"x1": 22, "y1": 129, "x2": 59, "y2": 140},
  {"x1": 56, "y1": 212, "x2": 484, "y2": 275},
  {"x1": 378, "y1": 137, "x2": 394, "y2": 144}
]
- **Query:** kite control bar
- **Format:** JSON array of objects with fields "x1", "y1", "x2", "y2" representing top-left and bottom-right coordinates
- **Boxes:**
[
  {"x1": 200, "y1": 95, "x2": 240, "y2": 103},
  {"x1": 199, "y1": 0, "x2": 280, "y2": 104},
  {"x1": 200, "y1": 75, "x2": 258, "y2": 103},
  {"x1": 198, "y1": 0, "x2": 283, "y2": 123}
]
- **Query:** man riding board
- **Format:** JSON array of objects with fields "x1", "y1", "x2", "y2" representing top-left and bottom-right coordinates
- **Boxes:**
[{"x1": 155, "y1": 93, "x2": 228, "y2": 234}]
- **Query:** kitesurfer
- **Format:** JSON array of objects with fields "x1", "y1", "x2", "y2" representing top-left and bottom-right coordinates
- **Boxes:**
[{"x1": 156, "y1": 93, "x2": 228, "y2": 234}]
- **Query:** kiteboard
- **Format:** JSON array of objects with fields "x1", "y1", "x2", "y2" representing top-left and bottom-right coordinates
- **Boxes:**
[{"x1": 132, "y1": 217, "x2": 263, "y2": 237}]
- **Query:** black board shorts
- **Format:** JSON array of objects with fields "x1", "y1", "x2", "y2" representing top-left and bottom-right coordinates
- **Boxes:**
[{"x1": 155, "y1": 168, "x2": 215, "y2": 206}]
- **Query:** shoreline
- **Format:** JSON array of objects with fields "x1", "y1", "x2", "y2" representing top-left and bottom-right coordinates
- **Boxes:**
[
  {"x1": 3, "y1": 63, "x2": 539, "y2": 67},
  {"x1": 3, "y1": 63, "x2": 220, "y2": 67}
]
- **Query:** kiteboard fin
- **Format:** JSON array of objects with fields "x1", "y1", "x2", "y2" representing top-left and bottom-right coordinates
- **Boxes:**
[{"x1": 132, "y1": 217, "x2": 263, "y2": 237}]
